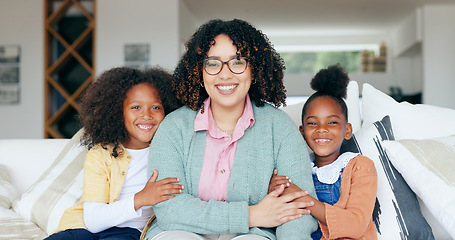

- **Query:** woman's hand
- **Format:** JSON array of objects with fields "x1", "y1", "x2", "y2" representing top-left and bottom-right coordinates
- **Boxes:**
[
  {"x1": 134, "y1": 169, "x2": 183, "y2": 210},
  {"x1": 249, "y1": 184, "x2": 313, "y2": 228},
  {"x1": 268, "y1": 169, "x2": 292, "y2": 193}
]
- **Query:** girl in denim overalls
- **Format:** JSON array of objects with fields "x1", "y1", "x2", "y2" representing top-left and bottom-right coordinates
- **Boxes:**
[{"x1": 270, "y1": 64, "x2": 378, "y2": 239}]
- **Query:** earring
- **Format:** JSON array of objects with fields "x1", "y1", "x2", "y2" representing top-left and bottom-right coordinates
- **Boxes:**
[
  {"x1": 252, "y1": 78, "x2": 256, "y2": 84},
  {"x1": 200, "y1": 82, "x2": 204, "y2": 88}
]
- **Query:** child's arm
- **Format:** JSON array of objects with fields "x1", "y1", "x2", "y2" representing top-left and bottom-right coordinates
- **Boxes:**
[
  {"x1": 248, "y1": 184, "x2": 312, "y2": 228},
  {"x1": 283, "y1": 183, "x2": 327, "y2": 224},
  {"x1": 268, "y1": 169, "x2": 291, "y2": 192},
  {"x1": 83, "y1": 169, "x2": 183, "y2": 233},
  {"x1": 270, "y1": 156, "x2": 378, "y2": 238},
  {"x1": 319, "y1": 157, "x2": 377, "y2": 239},
  {"x1": 269, "y1": 170, "x2": 326, "y2": 224},
  {"x1": 134, "y1": 169, "x2": 183, "y2": 210},
  {"x1": 81, "y1": 147, "x2": 183, "y2": 233}
]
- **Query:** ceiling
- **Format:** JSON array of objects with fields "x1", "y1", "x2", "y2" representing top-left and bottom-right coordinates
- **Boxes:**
[{"x1": 182, "y1": 0, "x2": 455, "y2": 36}]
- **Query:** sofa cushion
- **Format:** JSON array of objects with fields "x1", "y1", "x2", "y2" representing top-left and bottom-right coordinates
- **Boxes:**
[
  {"x1": 0, "y1": 165, "x2": 45, "y2": 239},
  {"x1": 341, "y1": 115, "x2": 434, "y2": 239},
  {"x1": 0, "y1": 208, "x2": 46, "y2": 240},
  {"x1": 361, "y1": 83, "x2": 455, "y2": 140},
  {"x1": 12, "y1": 129, "x2": 87, "y2": 234},
  {"x1": 0, "y1": 165, "x2": 18, "y2": 209},
  {"x1": 382, "y1": 135, "x2": 455, "y2": 239}
]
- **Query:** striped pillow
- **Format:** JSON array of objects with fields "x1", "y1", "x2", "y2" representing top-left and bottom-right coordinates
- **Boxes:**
[
  {"x1": 0, "y1": 208, "x2": 47, "y2": 240},
  {"x1": 0, "y1": 164, "x2": 18, "y2": 209},
  {"x1": 341, "y1": 116, "x2": 434, "y2": 239},
  {"x1": 382, "y1": 135, "x2": 455, "y2": 239},
  {"x1": 12, "y1": 129, "x2": 87, "y2": 234},
  {"x1": 0, "y1": 165, "x2": 45, "y2": 240}
]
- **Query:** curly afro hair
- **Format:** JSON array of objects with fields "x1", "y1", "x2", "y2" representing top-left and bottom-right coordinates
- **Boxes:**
[
  {"x1": 144, "y1": 67, "x2": 183, "y2": 115},
  {"x1": 173, "y1": 19, "x2": 287, "y2": 110},
  {"x1": 301, "y1": 64, "x2": 350, "y2": 123},
  {"x1": 79, "y1": 66, "x2": 181, "y2": 157}
]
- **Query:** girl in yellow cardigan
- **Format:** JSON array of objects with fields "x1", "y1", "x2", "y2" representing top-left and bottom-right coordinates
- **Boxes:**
[
  {"x1": 45, "y1": 67, "x2": 183, "y2": 240},
  {"x1": 270, "y1": 64, "x2": 378, "y2": 239}
]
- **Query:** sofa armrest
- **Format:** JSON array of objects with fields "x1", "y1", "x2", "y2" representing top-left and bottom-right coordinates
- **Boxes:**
[{"x1": 0, "y1": 139, "x2": 69, "y2": 195}]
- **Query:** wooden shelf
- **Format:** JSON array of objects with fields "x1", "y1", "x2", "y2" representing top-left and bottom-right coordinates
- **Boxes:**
[{"x1": 44, "y1": 0, "x2": 96, "y2": 138}]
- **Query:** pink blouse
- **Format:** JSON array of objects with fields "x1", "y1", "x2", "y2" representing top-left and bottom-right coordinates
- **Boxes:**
[{"x1": 194, "y1": 95, "x2": 255, "y2": 202}]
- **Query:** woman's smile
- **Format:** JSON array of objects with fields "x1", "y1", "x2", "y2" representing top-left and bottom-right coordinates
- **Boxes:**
[{"x1": 215, "y1": 83, "x2": 238, "y2": 94}]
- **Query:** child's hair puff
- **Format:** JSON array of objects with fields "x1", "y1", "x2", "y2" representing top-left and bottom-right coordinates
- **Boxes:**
[
  {"x1": 302, "y1": 64, "x2": 350, "y2": 122},
  {"x1": 310, "y1": 64, "x2": 349, "y2": 99},
  {"x1": 79, "y1": 66, "x2": 181, "y2": 157}
]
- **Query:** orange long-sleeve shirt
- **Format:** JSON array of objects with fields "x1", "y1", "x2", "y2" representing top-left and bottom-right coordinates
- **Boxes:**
[{"x1": 319, "y1": 155, "x2": 378, "y2": 240}]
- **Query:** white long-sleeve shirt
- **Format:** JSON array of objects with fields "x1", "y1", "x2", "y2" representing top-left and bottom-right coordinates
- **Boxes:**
[{"x1": 84, "y1": 147, "x2": 154, "y2": 233}]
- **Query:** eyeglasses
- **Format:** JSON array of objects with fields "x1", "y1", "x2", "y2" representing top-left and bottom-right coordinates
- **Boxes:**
[{"x1": 203, "y1": 57, "x2": 249, "y2": 75}]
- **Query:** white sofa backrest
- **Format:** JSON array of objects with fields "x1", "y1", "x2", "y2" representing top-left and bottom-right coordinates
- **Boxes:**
[{"x1": 0, "y1": 139, "x2": 70, "y2": 195}]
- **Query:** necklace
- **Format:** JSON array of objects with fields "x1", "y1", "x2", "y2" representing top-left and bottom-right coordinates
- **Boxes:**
[{"x1": 217, "y1": 125, "x2": 233, "y2": 135}]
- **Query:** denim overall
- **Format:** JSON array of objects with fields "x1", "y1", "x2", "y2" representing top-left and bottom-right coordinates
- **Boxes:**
[{"x1": 311, "y1": 170, "x2": 343, "y2": 240}]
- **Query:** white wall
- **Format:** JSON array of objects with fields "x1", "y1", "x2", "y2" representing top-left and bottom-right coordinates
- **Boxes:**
[
  {"x1": 179, "y1": 1, "x2": 198, "y2": 55},
  {"x1": 422, "y1": 5, "x2": 455, "y2": 109},
  {"x1": 0, "y1": 0, "x2": 44, "y2": 139},
  {"x1": 0, "y1": 0, "x2": 182, "y2": 139},
  {"x1": 96, "y1": 0, "x2": 180, "y2": 74},
  {"x1": 392, "y1": 8, "x2": 422, "y2": 58}
]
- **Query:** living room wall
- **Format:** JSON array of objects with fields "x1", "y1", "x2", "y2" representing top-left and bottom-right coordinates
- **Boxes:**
[
  {"x1": 96, "y1": 0, "x2": 180, "y2": 74},
  {"x1": 422, "y1": 5, "x2": 455, "y2": 109},
  {"x1": 0, "y1": 0, "x2": 44, "y2": 139},
  {"x1": 0, "y1": 0, "x2": 182, "y2": 139}
]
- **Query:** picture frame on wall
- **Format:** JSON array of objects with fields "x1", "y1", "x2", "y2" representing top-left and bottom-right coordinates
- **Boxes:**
[
  {"x1": 124, "y1": 43, "x2": 150, "y2": 69},
  {"x1": 0, "y1": 45, "x2": 20, "y2": 104}
]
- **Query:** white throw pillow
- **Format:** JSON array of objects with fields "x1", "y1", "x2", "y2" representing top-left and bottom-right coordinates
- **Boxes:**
[
  {"x1": 281, "y1": 80, "x2": 361, "y2": 132},
  {"x1": 340, "y1": 116, "x2": 434, "y2": 239},
  {"x1": 0, "y1": 165, "x2": 18, "y2": 209},
  {"x1": 344, "y1": 80, "x2": 361, "y2": 133},
  {"x1": 382, "y1": 135, "x2": 455, "y2": 239},
  {"x1": 12, "y1": 129, "x2": 87, "y2": 234},
  {"x1": 361, "y1": 83, "x2": 455, "y2": 140}
]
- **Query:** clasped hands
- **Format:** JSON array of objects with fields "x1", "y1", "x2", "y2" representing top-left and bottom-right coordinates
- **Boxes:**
[{"x1": 248, "y1": 169, "x2": 314, "y2": 228}]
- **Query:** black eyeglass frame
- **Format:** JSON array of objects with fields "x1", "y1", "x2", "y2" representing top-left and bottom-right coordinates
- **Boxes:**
[{"x1": 202, "y1": 57, "x2": 249, "y2": 75}]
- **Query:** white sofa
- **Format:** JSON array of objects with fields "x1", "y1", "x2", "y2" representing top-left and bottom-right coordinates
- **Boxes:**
[
  {"x1": 0, "y1": 139, "x2": 71, "y2": 239},
  {"x1": 1, "y1": 82, "x2": 454, "y2": 240}
]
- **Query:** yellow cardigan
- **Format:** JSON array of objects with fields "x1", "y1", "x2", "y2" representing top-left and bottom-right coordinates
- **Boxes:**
[
  {"x1": 319, "y1": 155, "x2": 378, "y2": 240},
  {"x1": 54, "y1": 144, "x2": 132, "y2": 233}
]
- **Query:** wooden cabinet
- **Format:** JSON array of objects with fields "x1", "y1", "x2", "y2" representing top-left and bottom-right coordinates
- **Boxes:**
[{"x1": 44, "y1": 0, "x2": 96, "y2": 138}]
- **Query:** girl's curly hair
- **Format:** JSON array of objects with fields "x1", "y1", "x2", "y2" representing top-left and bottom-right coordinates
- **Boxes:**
[
  {"x1": 79, "y1": 66, "x2": 181, "y2": 157},
  {"x1": 301, "y1": 64, "x2": 350, "y2": 123},
  {"x1": 173, "y1": 19, "x2": 287, "y2": 110}
]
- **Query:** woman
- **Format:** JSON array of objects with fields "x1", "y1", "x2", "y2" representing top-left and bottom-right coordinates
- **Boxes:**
[{"x1": 144, "y1": 19, "x2": 317, "y2": 240}]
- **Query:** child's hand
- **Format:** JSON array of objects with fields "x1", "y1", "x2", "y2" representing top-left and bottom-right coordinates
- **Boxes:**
[
  {"x1": 249, "y1": 184, "x2": 311, "y2": 228},
  {"x1": 268, "y1": 169, "x2": 292, "y2": 193},
  {"x1": 134, "y1": 169, "x2": 183, "y2": 210}
]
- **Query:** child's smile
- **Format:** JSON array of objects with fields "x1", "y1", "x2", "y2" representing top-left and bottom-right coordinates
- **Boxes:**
[
  {"x1": 314, "y1": 138, "x2": 332, "y2": 144},
  {"x1": 137, "y1": 123, "x2": 155, "y2": 130},
  {"x1": 122, "y1": 83, "x2": 165, "y2": 149}
]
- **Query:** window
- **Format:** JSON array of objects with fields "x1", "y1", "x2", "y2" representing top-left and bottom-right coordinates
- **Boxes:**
[{"x1": 277, "y1": 44, "x2": 385, "y2": 74}]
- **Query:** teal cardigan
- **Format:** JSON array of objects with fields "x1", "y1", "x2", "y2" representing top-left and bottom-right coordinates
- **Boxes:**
[{"x1": 145, "y1": 103, "x2": 318, "y2": 240}]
